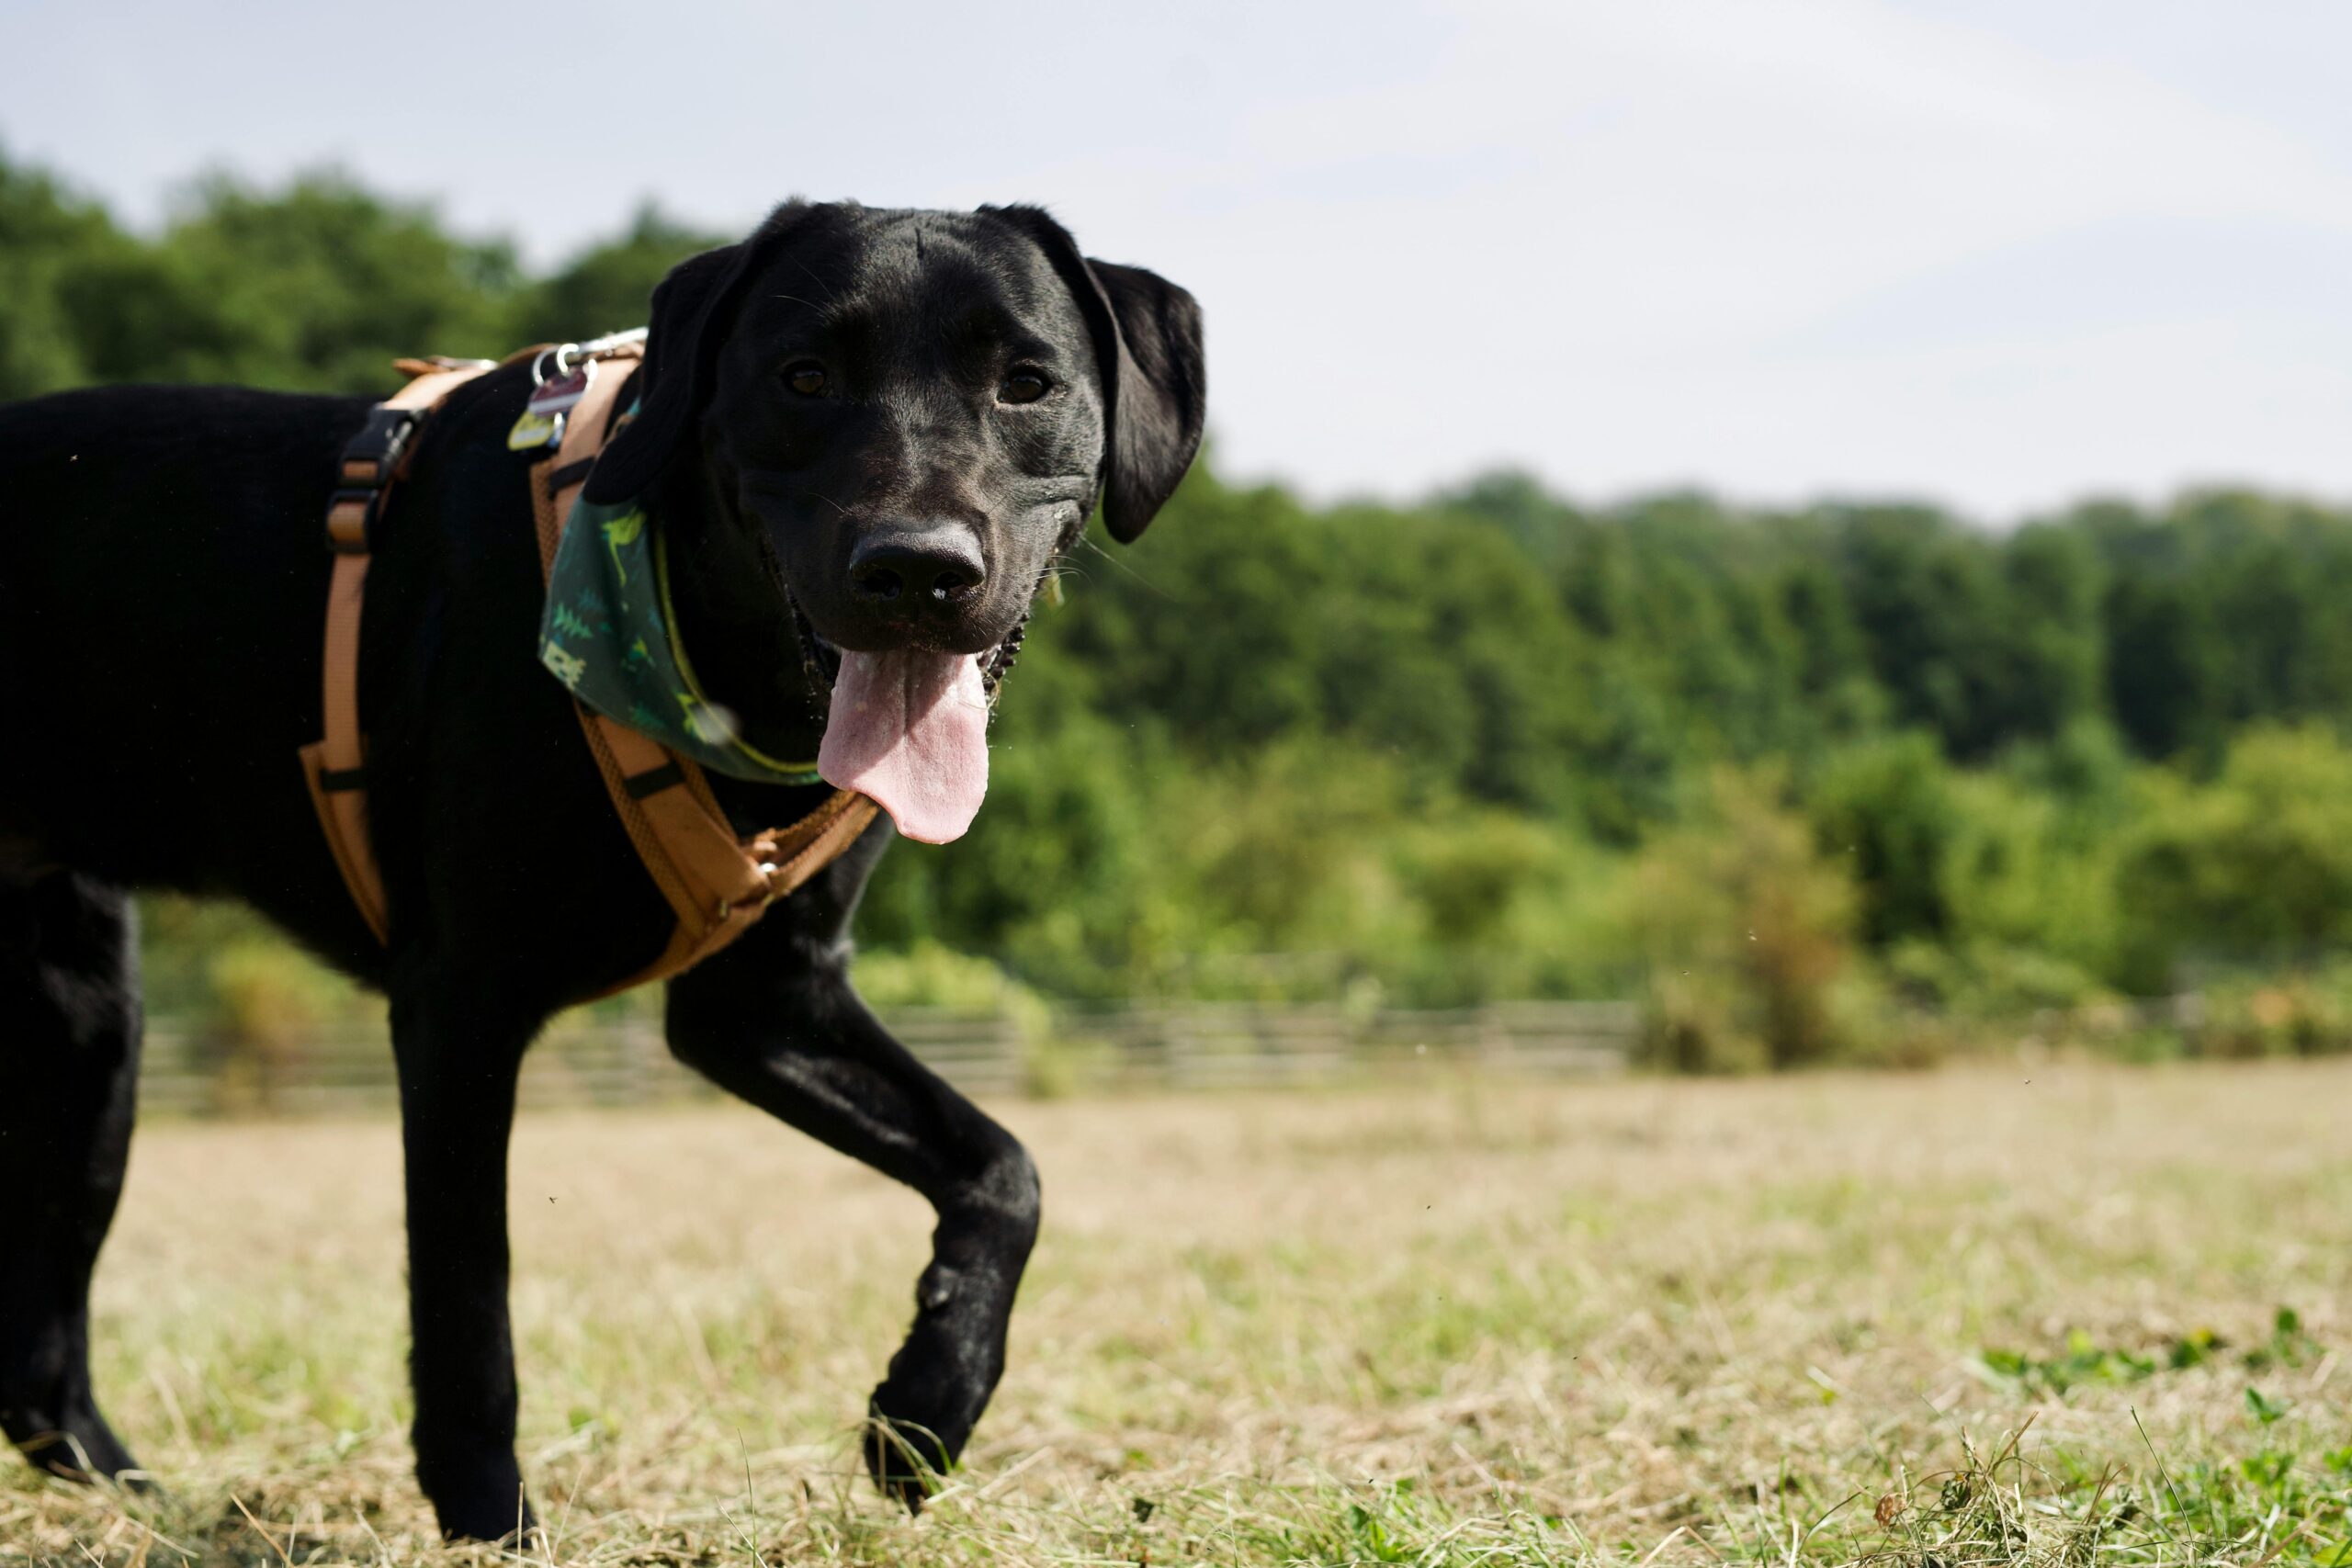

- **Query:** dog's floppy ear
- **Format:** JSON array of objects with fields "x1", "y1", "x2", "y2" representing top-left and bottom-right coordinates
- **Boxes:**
[
  {"x1": 988, "y1": 206, "x2": 1205, "y2": 542},
  {"x1": 583, "y1": 202, "x2": 808, "y2": 504}
]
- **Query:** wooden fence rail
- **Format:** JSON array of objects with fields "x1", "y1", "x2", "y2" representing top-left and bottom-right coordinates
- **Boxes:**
[{"x1": 136, "y1": 1001, "x2": 1638, "y2": 1118}]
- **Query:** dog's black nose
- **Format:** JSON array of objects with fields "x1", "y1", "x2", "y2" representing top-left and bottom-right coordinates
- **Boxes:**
[{"x1": 849, "y1": 528, "x2": 985, "y2": 607}]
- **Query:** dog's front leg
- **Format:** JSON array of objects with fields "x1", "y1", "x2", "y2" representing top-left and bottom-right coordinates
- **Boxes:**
[
  {"x1": 388, "y1": 972, "x2": 542, "y2": 1543},
  {"x1": 664, "y1": 916, "x2": 1041, "y2": 1508}
]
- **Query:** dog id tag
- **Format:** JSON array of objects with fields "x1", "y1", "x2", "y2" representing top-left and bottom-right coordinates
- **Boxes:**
[
  {"x1": 529, "y1": 361, "x2": 595, "y2": 418},
  {"x1": 507, "y1": 408, "x2": 561, "y2": 449},
  {"x1": 509, "y1": 358, "x2": 595, "y2": 450}
]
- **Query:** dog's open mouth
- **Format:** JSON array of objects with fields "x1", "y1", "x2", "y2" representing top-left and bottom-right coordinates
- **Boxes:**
[
  {"x1": 791, "y1": 599, "x2": 1031, "y2": 847},
  {"x1": 790, "y1": 607, "x2": 1024, "y2": 698}
]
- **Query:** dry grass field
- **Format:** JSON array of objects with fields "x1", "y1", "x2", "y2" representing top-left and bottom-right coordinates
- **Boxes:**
[{"x1": 6, "y1": 1059, "x2": 2347, "y2": 1566}]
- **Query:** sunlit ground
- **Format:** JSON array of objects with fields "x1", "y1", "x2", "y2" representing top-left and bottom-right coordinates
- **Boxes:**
[{"x1": 6, "y1": 1060, "x2": 2348, "y2": 1565}]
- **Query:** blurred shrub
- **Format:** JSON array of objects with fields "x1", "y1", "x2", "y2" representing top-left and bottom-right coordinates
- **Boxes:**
[
  {"x1": 2190, "y1": 962, "x2": 2352, "y2": 1058},
  {"x1": 1625, "y1": 768, "x2": 1859, "y2": 1071},
  {"x1": 847, "y1": 941, "x2": 1101, "y2": 1097},
  {"x1": 1882, "y1": 939, "x2": 2111, "y2": 1018},
  {"x1": 854, "y1": 939, "x2": 1051, "y2": 1022},
  {"x1": 507, "y1": 205, "x2": 725, "y2": 344},
  {"x1": 1940, "y1": 774, "x2": 2128, "y2": 983},
  {"x1": 204, "y1": 938, "x2": 352, "y2": 1058},
  {"x1": 1805, "y1": 730, "x2": 1959, "y2": 948},
  {"x1": 1387, "y1": 809, "x2": 1633, "y2": 1004},
  {"x1": 2113, "y1": 726, "x2": 2352, "y2": 990},
  {"x1": 141, "y1": 896, "x2": 372, "y2": 1111}
]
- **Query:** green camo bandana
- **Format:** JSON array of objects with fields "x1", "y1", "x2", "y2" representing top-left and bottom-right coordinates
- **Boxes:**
[{"x1": 537, "y1": 491, "x2": 823, "y2": 786}]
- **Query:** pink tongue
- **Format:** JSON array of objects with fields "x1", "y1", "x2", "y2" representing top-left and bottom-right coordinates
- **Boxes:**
[{"x1": 819, "y1": 649, "x2": 990, "y2": 844}]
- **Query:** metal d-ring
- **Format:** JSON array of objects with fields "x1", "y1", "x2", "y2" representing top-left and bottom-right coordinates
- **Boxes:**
[
  {"x1": 532, "y1": 329, "x2": 648, "y2": 388},
  {"x1": 527, "y1": 344, "x2": 569, "y2": 389},
  {"x1": 574, "y1": 327, "x2": 649, "y2": 359}
]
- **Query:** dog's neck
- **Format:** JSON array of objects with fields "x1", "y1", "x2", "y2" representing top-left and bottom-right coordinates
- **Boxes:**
[{"x1": 645, "y1": 455, "x2": 831, "y2": 771}]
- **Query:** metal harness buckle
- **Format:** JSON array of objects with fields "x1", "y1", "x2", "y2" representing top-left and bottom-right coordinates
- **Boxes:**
[{"x1": 325, "y1": 406, "x2": 424, "y2": 554}]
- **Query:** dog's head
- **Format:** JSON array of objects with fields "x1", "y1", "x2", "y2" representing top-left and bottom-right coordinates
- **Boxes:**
[{"x1": 582, "y1": 201, "x2": 1204, "y2": 843}]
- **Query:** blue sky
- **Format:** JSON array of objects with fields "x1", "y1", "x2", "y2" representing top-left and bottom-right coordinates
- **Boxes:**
[{"x1": 5, "y1": 0, "x2": 2348, "y2": 521}]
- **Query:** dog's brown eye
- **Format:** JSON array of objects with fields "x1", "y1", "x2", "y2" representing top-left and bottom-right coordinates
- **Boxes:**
[
  {"x1": 999, "y1": 369, "x2": 1050, "y2": 405},
  {"x1": 785, "y1": 363, "x2": 829, "y2": 397}
]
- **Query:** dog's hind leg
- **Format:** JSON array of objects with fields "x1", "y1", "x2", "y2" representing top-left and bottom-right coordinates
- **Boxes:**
[
  {"x1": 663, "y1": 853, "x2": 1041, "y2": 1510},
  {"x1": 385, "y1": 964, "x2": 544, "y2": 1543},
  {"x1": 0, "y1": 871, "x2": 143, "y2": 1485}
]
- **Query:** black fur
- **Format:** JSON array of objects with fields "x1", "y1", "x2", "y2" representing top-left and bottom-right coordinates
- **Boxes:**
[{"x1": 0, "y1": 201, "x2": 1204, "y2": 1541}]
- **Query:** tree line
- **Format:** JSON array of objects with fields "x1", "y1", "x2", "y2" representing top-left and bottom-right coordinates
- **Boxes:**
[{"x1": 12, "y1": 152, "x2": 2351, "y2": 1067}]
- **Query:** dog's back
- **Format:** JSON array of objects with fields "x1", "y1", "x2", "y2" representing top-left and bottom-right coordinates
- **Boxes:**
[{"x1": 0, "y1": 384, "x2": 368, "y2": 897}]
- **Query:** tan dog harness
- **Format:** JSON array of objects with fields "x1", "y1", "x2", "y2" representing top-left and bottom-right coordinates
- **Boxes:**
[{"x1": 301, "y1": 345, "x2": 878, "y2": 994}]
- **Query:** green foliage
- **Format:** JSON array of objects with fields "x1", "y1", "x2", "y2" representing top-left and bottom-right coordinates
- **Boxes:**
[
  {"x1": 77, "y1": 170, "x2": 520, "y2": 393},
  {"x1": 1624, "y1": 768, "x2": 1860, "y2": 1071},
  {"x1": 1974, "y1": 1329, "x2": 2172, "y2": 1395},
  {"x1": 2188, "y1": 963, "x2": 2352, "y2": 1058},
  {"x1": 1882, "y1": 940, "x2": 2111, "y2": 1019},
  {"x1": 18, "y1": 149, "x2": 2352, "y2": 1058},
  {"x1": 140, "y1": 896, "x2": 368, "y2": 1041},
  {"x1": 508, "y1": 204, "x2": 726, "y2": 346},
  {"x1": 0, "y1": 152, "x2": 134, "y2": 399},
  {"x1": 1867, "y1": 1427, "x2": 2352, "y2": 1568},
  {"x1": 2158, "y1": 1445, "x2": 2352, "y2": 1567},
  {"x1": 849, "y1": 939, "x2": 1051, "y2": 1018},
  {"x1": 1975, "y1": 1309, "x2": 2328, "y2": 1402},
  {"x1": 140, "y1": 897, "x2": 376, "y2": 1111},
  {"x1": 2115, "y1": 726, "x2": 2352, "y2": 989},
  {"x1": 1808, "y1": 731, "x2": 1961, "y2": 947}
]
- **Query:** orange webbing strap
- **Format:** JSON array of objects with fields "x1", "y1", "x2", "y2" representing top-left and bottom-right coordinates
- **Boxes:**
[
  {"x1": 527, "y1": 356, "x2": 879, "y2": 996},
  {"x1": 300, "y1": 360, "x2": 500, "y2": 942}
]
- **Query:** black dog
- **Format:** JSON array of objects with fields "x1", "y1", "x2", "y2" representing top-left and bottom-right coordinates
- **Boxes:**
[{"x1": 0, "y1": 200, "x2": 1204, "y2": 1540}]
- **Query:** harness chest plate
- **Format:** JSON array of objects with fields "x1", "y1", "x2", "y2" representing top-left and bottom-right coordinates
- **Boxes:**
[{"x1": 300, "y1": 346, "x2": 877, "y2": 992}]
